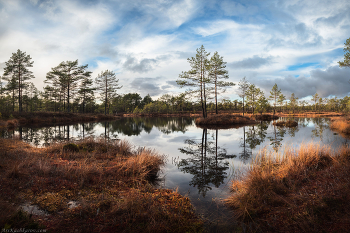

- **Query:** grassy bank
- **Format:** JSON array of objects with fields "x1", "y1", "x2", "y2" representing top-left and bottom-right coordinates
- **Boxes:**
[
  {"x1": 0, "y1": 138, "x2": 203, "y2": 232},
  {"x1": 0, "y1": 112, "x2": 119, "y2": 128},
  {"x1": 195, "y1": 114, "x2": 256, "y2": 128},
  {"x1": 225, "y1": 143, "x2": 350, "y2": 233},
  {"x1": 330, "y1": 116, "x2": 350, "y2": 135},
  {"x1": 277, "y1": 112, "x2": 343, "y2": 117},
  {"x1": 253, "y1": 114, "x2": 279, "y2": 121},
  {"x1": 272, "y1": 120, "x2": 298, "y2": 127}
]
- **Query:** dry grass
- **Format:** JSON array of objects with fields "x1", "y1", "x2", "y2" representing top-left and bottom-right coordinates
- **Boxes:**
[
  {"x1": 0, "y1": 138, "x2": 203, "y2": 232},
  {"x1": 278, "y1": 112, "x2": 343, "y2": 117},
  {"x1": 195, "y1": 114, "x2": 256, "y2": 127},
  {"x1": 6, "y1": 119, "x2": 19, "y2": 128},
  {"x1": 330, "y1": 117, "x2": 350, "y2": 135},
  {"x1": 253, "y1": 114, "x2": 279, "y2": 121},
  {"x1": 225, "y1": 143, "x2": 350, "y2": 232}
]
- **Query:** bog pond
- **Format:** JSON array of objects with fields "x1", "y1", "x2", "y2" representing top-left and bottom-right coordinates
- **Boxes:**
[{"x1": 1, "y1": 116, "x2": 348, "y2": 228}]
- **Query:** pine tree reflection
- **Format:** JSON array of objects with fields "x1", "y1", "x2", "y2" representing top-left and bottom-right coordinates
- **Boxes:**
[
  {"x1": 268, "y1": 123, "x2": 286, "y2": 152},
  {"x1": 239, "y1": 126, "x2": 252, "y2": 163},
  {"x1": 110, "y1": 117, "x2": 193, "y2": 136},
  {"x1": 311, "y1": 118, "x2": 326, "y2": 140},
  {"x1": 177, "y1": 129, "x2": 235, "y2": 197},
  {"x1": 245, "y1": 121, "x2": 269, "y2": 150}
]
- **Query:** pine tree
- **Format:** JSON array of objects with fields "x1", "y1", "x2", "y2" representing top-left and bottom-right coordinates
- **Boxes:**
[
  {"x1": 4, "y1": 76, "x2": 17, "y2": 111},
  {"x1": 278, "y1": 93, "x2": 286, "y2": 113},
  {"x1": 246, "y1": 84, "x2": 263, "y2": 115},
  {"x1": 77, "y1": 76, "x2": 95, "y2": 113},
  {"x1": 177, "y1": 45, "x2": 211, "y2": 118},
  {"x1": 269, "y1": 84, "x2": 281, "y2": 116},
  {"x1": 311, "y1": 93, "x2": 319, "y2": 112},
  {"x1": 338, "y1": 37, "x2": 350, "y2": 69},
  {"x1": 208, "y1": 51, "x2": 234, "y2": 114},
  {"x1": 289, "y1": 93, "x2": 298, "y2": 113},
  {"x1": 2, "y1": 49, "x2": 35, "y2": 112},
  {"x1": 46, "y1": 60, "x2": 91, "y2": 112},
  {"x1": 95, "y1": 70, "x2": 122, "y2": 115},
  {"x1": 238, "y1": 77, "x2": 250, "y2": 116}
]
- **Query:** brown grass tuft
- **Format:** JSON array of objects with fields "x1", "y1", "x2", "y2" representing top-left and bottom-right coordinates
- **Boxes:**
[
  {"x1": 6, "y1": 119, "x2": 19, "y2": 128},
  {"x1": 225, "y1": 143, "x2": 350, "y2": 232},
  {"x1": 0, "y1": 138, "x2": 203, "y2": 232},
  {"x1": 330, "y1": 117, "x2": 350, "y2": 135},
  {"x1": 195, "y1": 114, "x2": 256, "y2": 128},
  {"x1": 254, "y1": 114, "x2": 279, "y2": 121}
]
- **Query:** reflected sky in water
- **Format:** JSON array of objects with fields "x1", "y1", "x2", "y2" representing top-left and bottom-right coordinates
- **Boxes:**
[{"x1": 1, "y1": 117, "x2": 348, "y2": 223}]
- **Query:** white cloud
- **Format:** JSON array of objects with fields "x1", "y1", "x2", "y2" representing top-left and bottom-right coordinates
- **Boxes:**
[
  {"x1": 193, "y1": 20, "x2": 260, "y2": 37},
  {"x1": 0, "y1": 0, "x2": 349, "y2": 101}
]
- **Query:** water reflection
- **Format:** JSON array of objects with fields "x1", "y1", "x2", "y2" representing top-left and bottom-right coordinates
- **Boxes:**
[
  {"x1": 177, "y1": 129, "x2": 236, "y2": 197},
  {"x1": 109, "y1": 117, "x2": 193, "y2": 136},
  {"x1": 1, "y1": 116, "x2": 349, "y2": 210},
  {"x1": 268, "y1": 124, "x2": 287, "y2": 152},
  {"x1": 1, "y1": 117, "x2": 194, "y2": 146}
]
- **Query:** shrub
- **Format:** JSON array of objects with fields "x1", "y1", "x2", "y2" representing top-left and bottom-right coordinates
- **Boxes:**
[{"x1": 63, "y1": 143, "x2": 79, "y2": 152}]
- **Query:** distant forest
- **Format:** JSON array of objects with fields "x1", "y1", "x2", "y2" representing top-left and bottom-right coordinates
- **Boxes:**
[{"x1": 0, "y1": 38, "x2": 349, "y2": 116}]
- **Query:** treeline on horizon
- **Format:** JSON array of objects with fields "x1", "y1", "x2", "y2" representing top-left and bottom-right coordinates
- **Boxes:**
[{"x1": 0, "y1": 37, "x2": 349, "y2": 117}]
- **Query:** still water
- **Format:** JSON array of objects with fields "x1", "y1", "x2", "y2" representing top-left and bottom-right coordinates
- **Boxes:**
[{"x1": 1, "y1": 117, "x2": 348, "y2": 228}]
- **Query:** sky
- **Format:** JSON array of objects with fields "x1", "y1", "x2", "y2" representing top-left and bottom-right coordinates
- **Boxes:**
[{"x1": 0, "y1": 0, "x2": 350, "y2": 102}]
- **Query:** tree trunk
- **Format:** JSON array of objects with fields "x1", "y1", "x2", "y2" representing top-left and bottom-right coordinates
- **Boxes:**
[
  {"x1": 18, "y1": 62, "x2": 22, "y2": 112},
  {"x1": 215, "y1": 77, "x2": 218, "y2": 114},
  {"x1": 105, "y1": 78, "x2": 107, "y2": 115},
  {"x1": 67, "y1": 82, "x2": 70, "y2": 113},
  {"x1": 242, "y1": 97, "x2": 245, "y2": 116}
]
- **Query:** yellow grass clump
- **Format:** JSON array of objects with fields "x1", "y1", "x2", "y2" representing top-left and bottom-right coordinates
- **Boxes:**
[
  {"x1": 330, "y1": 117, "x2": 350, "y2": 135},
  {"x1": 226, "y1": 143, "x2": 350, "y2": 233}
]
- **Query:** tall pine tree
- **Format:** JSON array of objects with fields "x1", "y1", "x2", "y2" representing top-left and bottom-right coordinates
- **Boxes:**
[
  {"x1": 3, "y1": 49, "x2": 34, "y2": 112},
  {"x1": 208, "y1": 51, "x2": 234, "y2": 114},
  {"x1": 269, "y1": 83, "x2": 281, "y2": 116},
  {"x1": 238, "y1": 77, "x2": 250, "y2": 116},
  {"x1": 95, "y1": 70, "x2": 122, "y2": 115},
  {"x1": 177, "y1": 45, "x2": 211, "y2": 118},
  {"x1": 46, "y1": 60, "x2": 91, "y2": 112}
]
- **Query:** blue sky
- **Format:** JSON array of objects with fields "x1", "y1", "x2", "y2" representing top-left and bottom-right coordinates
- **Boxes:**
[{"x1": 0, "y1": 0, "x2": 349, "y2": 101}]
